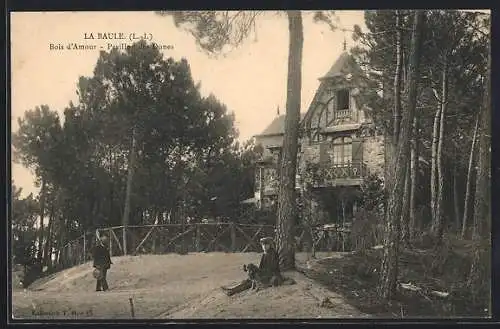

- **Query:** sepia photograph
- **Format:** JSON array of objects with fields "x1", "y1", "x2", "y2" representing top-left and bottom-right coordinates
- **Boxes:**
[{"x1": 9, "y1": 9, "x2": 491, "y2": 320}]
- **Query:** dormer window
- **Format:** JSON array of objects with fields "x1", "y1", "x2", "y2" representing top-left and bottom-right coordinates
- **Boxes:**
[{"x1": 337, "y1": 89, "x2": 350, "y2": 110}]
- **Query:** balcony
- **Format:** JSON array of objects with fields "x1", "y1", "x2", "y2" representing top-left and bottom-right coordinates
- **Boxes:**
[
  {"x1": 335, "y1": 109, "x2": 352, "y2": 120},
  {"x1": 304, "y1": 161, "x2": 368, "y2": 188}
]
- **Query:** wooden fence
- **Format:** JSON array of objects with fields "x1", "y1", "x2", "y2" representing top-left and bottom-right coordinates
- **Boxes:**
[
  {"x1": 57, "y1": 222, "x2": 354, "y2": 270},
  {"x1": 58, "y1": 223, "x2": 276, "y2": 268},
  {"x1": 98, "y1": 223, "x2": 276, "y2": 256}
]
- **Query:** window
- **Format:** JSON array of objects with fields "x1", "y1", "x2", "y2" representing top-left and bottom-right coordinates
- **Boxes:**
[
  {"x1": 337, "y1": 89, "x2": 350, "y2": 110},
  {"x1": 332, "y1": 137, "x2": 352, "y2": 165}
]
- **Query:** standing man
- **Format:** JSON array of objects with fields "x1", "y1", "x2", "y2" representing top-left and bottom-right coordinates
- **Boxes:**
[{"x1": 92, "y1": 235, "x2": 112, "y2": 292}]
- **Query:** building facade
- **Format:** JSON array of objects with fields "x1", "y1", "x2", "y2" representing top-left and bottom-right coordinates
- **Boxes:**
[{"x1": 253, "y1": 51, "x2": 385, "y2": 227}]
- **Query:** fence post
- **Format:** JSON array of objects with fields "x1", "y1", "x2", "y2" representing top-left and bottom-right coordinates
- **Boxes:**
[
  {"x1": 152, "y1": 229, "x2": 157, "y2": 254},
  {"x1": 108, "y1": 228, "x2": 113, "y2": 257},
  {"x1": 83, "y1": 233, "x2": 86, "y2": 263},
  {"x1": 123, "y1": 226, "x2": 127, "y2": 256},
  {"x1": 195, "y1": 224, "x2": 201, "y2": 252},
  {"x1": 230, "y1": 222, "x2": 236, "y2": 252}
]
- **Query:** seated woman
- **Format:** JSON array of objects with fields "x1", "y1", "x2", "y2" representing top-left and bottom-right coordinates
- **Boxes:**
[{"x1": 221, "y1": 237, "x2": 283, "y2": 296}]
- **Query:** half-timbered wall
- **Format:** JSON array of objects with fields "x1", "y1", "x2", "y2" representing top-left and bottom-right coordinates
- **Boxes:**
[{"x1": 304, "y1": 76, "x2": 366, "y2": 145}]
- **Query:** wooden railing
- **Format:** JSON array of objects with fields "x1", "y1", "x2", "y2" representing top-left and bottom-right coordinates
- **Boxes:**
[
  {"x1": 334, "y1": 109, "x2": 352, "y2": 120},
  {"x1": 94, "y1": 223, "x2": 275, "y2": 257},
  {"x1": 56, "y1": 223, "x2": 275, "y2": 270},
  {"x1": 57, "y1": 221, "x2": 247, "y2": 268},
  {"x1": 307, "y1": 162, "x2": 367, "y2": 188},
  {"x1": 56, "y1": 222, "x2": 358, "y2": 271}
]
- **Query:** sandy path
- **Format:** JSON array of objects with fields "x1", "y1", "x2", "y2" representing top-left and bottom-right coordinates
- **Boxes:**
[{"x1": 12, "y1": 252, "x2": 366, "y2": 319}]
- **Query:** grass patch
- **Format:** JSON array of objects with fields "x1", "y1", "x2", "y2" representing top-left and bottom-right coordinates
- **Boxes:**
[{"x1": 303, "y1": 234, "x2": 490, "y2": 318}]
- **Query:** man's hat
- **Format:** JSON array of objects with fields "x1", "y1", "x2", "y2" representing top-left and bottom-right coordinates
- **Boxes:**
[
  {"x1": 260, "y1": 237, "x2": 274, "y2": 245},
  {"x1": 100, "y1": 235, "x2": 109, "y2": 243}
]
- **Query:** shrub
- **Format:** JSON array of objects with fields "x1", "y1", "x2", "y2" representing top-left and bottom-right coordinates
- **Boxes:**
[
  {"x1": 351, "y1": 209, "x2": 384, "y2": 250},
  {"x1": 359, "y1": 174, "x2": 385, "y2": 214}
]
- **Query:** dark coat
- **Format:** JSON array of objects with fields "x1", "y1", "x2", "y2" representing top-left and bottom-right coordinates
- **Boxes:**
[
  {"x1": 258, "y1": 248, "x2": 281, "y2": 280},
  {"x1": 92, "y1": 244, "x2": 112, "y2": 269}
]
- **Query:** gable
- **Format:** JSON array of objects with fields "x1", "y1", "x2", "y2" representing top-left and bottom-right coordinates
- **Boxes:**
[
  {"x1": 302, "y1": 82, "x2": 357, "y2": 127},
  {"x1": 301, "y1": 53, "x2": 369, "y2": 137}
]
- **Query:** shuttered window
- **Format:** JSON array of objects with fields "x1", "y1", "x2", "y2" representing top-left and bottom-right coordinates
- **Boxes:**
[{"x1": 351, "y1": 138, "x2": 363, "y2": 163}]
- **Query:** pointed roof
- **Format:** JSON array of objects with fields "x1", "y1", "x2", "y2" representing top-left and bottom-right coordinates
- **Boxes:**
[
  {"x1": 301, "y1": 52, "x2": 365, "y2": 125},
  {"x1": 319, "y1": 51, "x2": 362, "y2": 80},
  {"x1": 256, "y1": 113, "x2": 307, "y2": 137}
]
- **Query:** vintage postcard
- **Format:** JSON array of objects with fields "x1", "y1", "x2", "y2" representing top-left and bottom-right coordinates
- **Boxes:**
[{"x1": 9, "y1": 10, "x2": 491, "y2": 321}]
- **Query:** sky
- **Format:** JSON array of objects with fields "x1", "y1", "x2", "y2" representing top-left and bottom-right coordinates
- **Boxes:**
[{"x1": 10, "y1": 10, "x2": 367, "y2": 198}]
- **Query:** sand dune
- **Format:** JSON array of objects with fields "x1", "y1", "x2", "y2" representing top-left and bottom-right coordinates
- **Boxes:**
[{"x1": 12, "y1": 252, "x2": 365, "y2": 319}]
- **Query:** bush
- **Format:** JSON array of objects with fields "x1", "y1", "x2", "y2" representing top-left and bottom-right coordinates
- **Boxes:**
[
  {"x1": 351, "y1": 209, "x2": 384, "y2": 250},
  {"x1": 359, "y1": 174, "x2": 385, "y2": 213},
  {"x1": 20, "y1": 258, "x2": 43, "y2": 288},
  {"x1": 13, "y1": 233, "x2": 37, "y2": 263}
]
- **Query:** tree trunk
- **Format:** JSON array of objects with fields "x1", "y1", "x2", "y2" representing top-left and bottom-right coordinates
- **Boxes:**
[
  {"x1": 400, "y1": 164, "x2": 411, "y2": 246},
  {"x1": 54, "y1": 249, "x2": 60, "y2": 268},
  {"x1": 276, "y1": 10, "x2": 303, "y2": 271},
  {"x1": 393, "y1": 10, "x2": 403, "y2": 144},
  {"x1": 180, "y1": 200, "x2": 187, "y2": 254},
  {"x1": 453, "y1": 162, "x2": 461, "y2": 232},
  {"x1": 379, "y1": 10, "x2": 424, "y2": 301},
  {"x1": 122, "y1": 128, "x2": 137, "y2": 256},
  {"x1": 461, "y1": 116, "x2": 479, "y2": 239},
  {"x1": 409, "y1": 116, "x2": 419, "y2": 239},
  {"x1": 383, "y1": 133, "x2": 392, "y2": 218},
  {"x1": 43, "y1": 200, "x2": 55, "y2": 267},
  {"x1": 433, "y1": 61, "x2": 448, "y2": 245},
  {"x1": 37, "y1": 179, "x2": 46, "y2": 261},
  {"x1": 430, "y1": 101, "x2": 441, "y2": 228},
  {"x1": 57, "y1": 207, "x2": 67, "y2": 267},
  {"x1": 468, "y1": 39, "x2": 491, "y2": 288}
]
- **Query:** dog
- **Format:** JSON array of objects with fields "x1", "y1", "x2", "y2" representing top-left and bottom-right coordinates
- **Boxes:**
[{"x1": 243, "y1": 263, "x2": 261, "y2": 290}]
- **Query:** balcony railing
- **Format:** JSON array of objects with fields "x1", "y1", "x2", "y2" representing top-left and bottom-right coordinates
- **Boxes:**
[
  {"x1": 334, "y1": 109, "x2": 352, "y2": 120},
  {"x1": 304, "y1": 161, "x2": 367, "y2": 188},
  {"x1": 257, "y1": 161, "x2": 368, "y2": 193}
]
